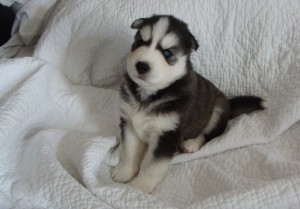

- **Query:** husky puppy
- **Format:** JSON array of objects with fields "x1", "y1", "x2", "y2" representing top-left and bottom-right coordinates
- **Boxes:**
[{"x1": 111, "y1": 15, "x2": 265, "y2": 193}]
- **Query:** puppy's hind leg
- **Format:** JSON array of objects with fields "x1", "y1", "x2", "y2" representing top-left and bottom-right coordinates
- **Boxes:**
[
  {"x1": 182, "y1": 107, "x2": 229, "y2": 154},
  {"x1": 180, "y1": 100, "x2": 230, "y2": 153},
  {"x1": 204, "y1": 100, "x2": 230, "y2": 142},
  {"x1": 180, "y1": 135, "x2": 206, "y2": 153}
]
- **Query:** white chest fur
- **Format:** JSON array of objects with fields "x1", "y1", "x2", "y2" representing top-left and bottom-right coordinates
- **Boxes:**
[{"x1": 120, "y1": 101, "x2": 179, "y2": 143}]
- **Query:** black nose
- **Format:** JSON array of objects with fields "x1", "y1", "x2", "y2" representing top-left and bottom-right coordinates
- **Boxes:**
[{"x1": 136, "y1": 62, "x2": 150, "y2": 74}]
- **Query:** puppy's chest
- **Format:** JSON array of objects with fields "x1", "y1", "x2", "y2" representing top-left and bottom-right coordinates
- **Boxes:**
[{"x1": 120, "y1": 101, "x2": 178, "y2": 141}]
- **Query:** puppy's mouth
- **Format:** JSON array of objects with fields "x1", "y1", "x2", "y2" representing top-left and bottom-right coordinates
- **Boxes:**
[
  {"x1": 135, "y1": 74, "x2": 151, "y2": 85},
  {"x1": 138, "y1": 75, "x2": 145, "y2": 80}
]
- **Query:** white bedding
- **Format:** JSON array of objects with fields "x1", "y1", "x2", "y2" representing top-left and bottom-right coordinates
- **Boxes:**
[{"x1": 1, "y1": 0, "x2": 300, "y2": 208}]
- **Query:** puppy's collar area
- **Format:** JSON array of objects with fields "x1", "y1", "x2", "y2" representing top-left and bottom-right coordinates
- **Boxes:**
[
  {"x1": 125, "y1": 73, "x2": 191, "y2": 102},
  {"x1": 124, "y1": 73, "x2": 157, "y2": 101},
  {"x1": 135, "y1": 79, "x2": 177, "y2": 100},
  {"x1": 137, "y1": 87, "x2": 155, "y2": 100}
]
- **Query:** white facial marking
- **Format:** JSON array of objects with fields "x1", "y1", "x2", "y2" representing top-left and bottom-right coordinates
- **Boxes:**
[
  {"x1": 140, "y1": 25, "x2": 152, "y2": 41},
  {"x1": 127, "y1": 17, "x2": 187, "y2": 96},
  {"x1": 151, "y1": 17, "x2": 169, "y2": 49},
  {"x1": 127, "y1": 47, "x2": 187, "y2": 93},
  {"x1": 161, "y1": 33, "x2": 178, "y2": 49}
]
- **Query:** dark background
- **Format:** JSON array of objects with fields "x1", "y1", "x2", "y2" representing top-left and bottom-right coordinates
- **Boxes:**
[{"x1": 0, "y1": 4, "x2": 15, "y2": 46}]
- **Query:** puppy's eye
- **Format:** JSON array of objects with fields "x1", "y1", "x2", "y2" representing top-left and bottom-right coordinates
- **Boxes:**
[{"x1": 162, "y1": 49, "x2": 173, "y2": 58}]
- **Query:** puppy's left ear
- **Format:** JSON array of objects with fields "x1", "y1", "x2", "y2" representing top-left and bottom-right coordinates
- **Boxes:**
[
  {"x1": 189, "y1": 32, "x2": 199, "y2": 52},
  {"x1": 131, "y1": 18, "x2": 145, "y2": 29}
]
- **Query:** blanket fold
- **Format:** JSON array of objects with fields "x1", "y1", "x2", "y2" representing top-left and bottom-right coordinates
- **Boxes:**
[{"x1": 1, "y1": 0, "x2": 300, "y2": 208}]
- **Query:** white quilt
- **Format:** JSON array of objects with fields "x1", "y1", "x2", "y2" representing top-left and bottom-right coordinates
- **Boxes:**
[{"x1": 1, "y1": 0, "x2": 300, "y2": 208}]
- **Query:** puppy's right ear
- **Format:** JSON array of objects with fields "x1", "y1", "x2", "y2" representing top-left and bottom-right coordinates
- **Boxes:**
[{"x1": 131, "y1": 18, "x2": 145, "y2": 29}]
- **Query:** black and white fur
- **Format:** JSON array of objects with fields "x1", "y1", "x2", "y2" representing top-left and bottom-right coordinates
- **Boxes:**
[{"x1": 111, "y1": 15, "x2": 266, "y2": 193}]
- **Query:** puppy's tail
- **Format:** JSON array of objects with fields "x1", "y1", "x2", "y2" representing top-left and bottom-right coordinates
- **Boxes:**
[{"x1": 229, "y1": 96, "x2": 266, "y2": 119}]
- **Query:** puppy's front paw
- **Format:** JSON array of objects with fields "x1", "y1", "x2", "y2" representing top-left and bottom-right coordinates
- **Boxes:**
[
  {"x1": 129, "y1": 176, "x2": 158, "y2": 193},
  {"x1": 111, "y1": 163, "x2": 138, "y2": 183}
]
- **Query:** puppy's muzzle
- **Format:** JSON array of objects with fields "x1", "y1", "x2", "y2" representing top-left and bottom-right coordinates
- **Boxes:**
[{"x1": 136, "y1": 61, "x2": 150, "y2": 75}]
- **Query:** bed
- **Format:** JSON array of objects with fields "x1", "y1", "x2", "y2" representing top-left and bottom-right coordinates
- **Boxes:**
[{"x1": 0, "y1": 0, "x2": 300, "y2": 208}]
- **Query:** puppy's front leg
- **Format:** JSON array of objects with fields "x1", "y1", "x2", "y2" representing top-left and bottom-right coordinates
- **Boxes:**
[
  {"x1": 112, "y1": 118, "x2": 146, "y2": 183},
  {"x1": 129, "y1": 130, "x2": 179, "y2": 193}
]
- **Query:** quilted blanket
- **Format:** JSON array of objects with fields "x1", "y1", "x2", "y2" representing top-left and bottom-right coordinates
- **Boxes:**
[{"x1": 0, "y1": 0, "x2": 300, "y2": 208}]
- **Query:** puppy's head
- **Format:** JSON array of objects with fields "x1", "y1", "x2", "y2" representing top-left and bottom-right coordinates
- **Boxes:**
[{"x1": 127, "y1": 15, "x2": 198, "y2": 94}]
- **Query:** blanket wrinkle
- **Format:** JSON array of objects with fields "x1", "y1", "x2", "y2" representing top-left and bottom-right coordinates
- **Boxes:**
[{"x1": 0, "y1": 0, "x2": 300, "y2": 208}]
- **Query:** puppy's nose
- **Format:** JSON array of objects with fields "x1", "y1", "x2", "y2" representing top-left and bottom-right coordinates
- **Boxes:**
[{"x1": 136, "y1": 62, "x2": 150, "y2": 74}]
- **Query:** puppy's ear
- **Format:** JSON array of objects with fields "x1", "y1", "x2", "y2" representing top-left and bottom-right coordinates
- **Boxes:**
[
  {"x1": 131, "y1": 18, "x2": 145, "y2": 29},
  {"x1": 188, "y1": 32, "x2": 199, "y2": 52}
]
